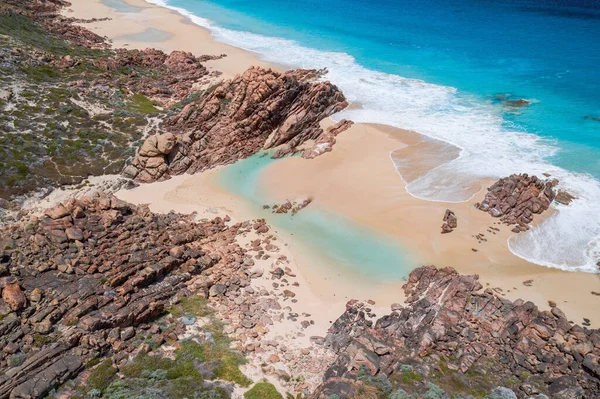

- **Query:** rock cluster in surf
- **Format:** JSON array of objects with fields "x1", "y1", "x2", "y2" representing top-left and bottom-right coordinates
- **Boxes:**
[
  {"x1": 313, "y1": 265, "x2": 600, "y2": 398},
  {"x1": 123, "y1": 67, "x2": 348, "y2": 183},
  {"x1": 476, "y1": 174, "x2": 556, "y2": 232}
]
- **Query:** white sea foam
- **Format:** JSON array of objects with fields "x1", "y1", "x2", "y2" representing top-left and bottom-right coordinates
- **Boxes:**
[{"x1": 145, "y1": 0, "x2": 600, "y2": 273}]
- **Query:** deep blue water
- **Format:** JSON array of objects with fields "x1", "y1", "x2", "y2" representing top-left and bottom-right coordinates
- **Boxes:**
[{"x1": 147, "y1": 0, "x2": 600, "y2": 271}]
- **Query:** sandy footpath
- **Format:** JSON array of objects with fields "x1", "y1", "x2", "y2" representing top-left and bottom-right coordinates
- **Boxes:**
[{"x1": 66, "y1": 0, "x2": 600, "y2": 328}]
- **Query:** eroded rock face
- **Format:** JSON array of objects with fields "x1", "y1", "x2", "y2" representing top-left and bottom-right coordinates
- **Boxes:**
[
  {"x1": 124, "y1": 67, "x2": 348, "y2": 183},
  {"x1": 0, "y1": 193, "x2": 239, "y2": 398},
  {"x1": 313, "y1": 266, "x2": 600, "y2": 398},
  {"x1": 476, "y1": 174, "x2": 556, "y2": 232},
  {"x1": 299, "y1": 119, "x2": 354, "y2": 159}
]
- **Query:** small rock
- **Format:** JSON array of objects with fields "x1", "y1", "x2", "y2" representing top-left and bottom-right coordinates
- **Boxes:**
[{"x1": 30, "y1": 288, "x2": 42, "y2": 303}]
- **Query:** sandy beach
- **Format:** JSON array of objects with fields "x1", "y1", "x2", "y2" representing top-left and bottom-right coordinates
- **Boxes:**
[{"x1": 66, "y1": 0, "x2": 600, "y2": 329}]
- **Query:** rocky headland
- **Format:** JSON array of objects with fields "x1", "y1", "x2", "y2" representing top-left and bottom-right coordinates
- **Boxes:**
[
  {"x1": 122, "y1": 67, "x2": 348, "y2": 183},
  {"x1": 476, "y1": 174, "x2": 556, "y2": 233}
]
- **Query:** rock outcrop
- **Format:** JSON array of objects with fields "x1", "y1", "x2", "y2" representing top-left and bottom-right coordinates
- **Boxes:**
[
  {"x1": 124, "y1": 67, "x2": 348, "y2": 183},
  {"x1": 313, "y1": 266, "x2": 600, "y2": 398},
  {"x1": 0, "y1": 193, "x2": 240, "y2": 398},
  {"x1": 476, "y1": 174, "x2": 556, "y2": 232},
  {"x1": 90, "y1": 48, "x2": 214, "y2": 106},
  {"x1": 268, "y1": 198, "x2": 313, "y2": 215},
  {"x1": 441, "y1": 209, "x2": 457, "y2": 234}
]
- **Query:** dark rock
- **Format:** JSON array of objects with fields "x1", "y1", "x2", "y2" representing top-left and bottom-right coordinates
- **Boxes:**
[
  {"x1": 441, "y1": 209, "x2": 457, "y2": 234},
  {"x1": 477, "y1": 174, "x2": 555, "y2": 230}
]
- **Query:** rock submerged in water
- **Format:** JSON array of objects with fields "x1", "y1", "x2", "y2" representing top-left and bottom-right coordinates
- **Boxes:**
[
  {"x1": 493, "y1": 94, "x2": 531, "y2": 108},
  {"x1": 476, "y1": 173, "x2": 556, "y2": 232},
  {"x1": 271, "y1": 198, "x2": 313, "y2": 215},
  {"x1": 555, "y1": 189, "x2": 576, "y2": 205}
]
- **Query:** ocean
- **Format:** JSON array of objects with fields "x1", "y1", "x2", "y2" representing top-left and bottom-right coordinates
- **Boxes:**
[{"x1": 146, "y1": 0, "x2": 600, "y2": 272}]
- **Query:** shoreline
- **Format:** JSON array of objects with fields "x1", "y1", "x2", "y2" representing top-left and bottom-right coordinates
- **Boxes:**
[{"x1": 66, "y1": 0, "x2": 600, "y2": 328}]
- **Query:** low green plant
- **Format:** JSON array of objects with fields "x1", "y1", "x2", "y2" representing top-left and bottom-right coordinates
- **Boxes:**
[
  {"x1": 86, "y1": 359, "x2": 117, "y2": 393},
  {"x1": 129, "y1": 93, "x2": 159, "y2": 114},
  {"x1": 244, "y1": 382, "x2": 283, "y2": 399},
  {"x1": 168, "y1": 295, "x2": 210, "y2": 317}
]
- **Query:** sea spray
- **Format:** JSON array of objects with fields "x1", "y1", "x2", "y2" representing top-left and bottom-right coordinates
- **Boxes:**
[{"x1": 143, "y1": 0, "x2": 600, "y2": 273}]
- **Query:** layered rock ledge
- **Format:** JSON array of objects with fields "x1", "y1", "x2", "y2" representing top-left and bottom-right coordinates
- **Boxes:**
[
  {"x1": 0, "y1": 193, "x2": 237, "y2": 398},
  {"x1": 313, "y1": 266, "x2": 600, "y2": 398}
]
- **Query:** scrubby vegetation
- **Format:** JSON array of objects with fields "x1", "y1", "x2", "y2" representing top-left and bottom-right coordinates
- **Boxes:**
[
  {"x1": 351, "y1": 361, "x2": 535, "y2": 399},
  {"x1": 0, "y1": 8, "x2": 163, "y2": 197},
  {"x1": 244, "y1": 382, "x2": 283, "y2": 399}
]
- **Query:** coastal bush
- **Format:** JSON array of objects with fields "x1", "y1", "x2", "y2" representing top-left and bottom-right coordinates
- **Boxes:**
[
  {"x1": 107, "y1": 340, "x2": 231, "y2": 399},
  {"x1": 357, "y1": 365, "x2": 392, "y2": 394},
  {"x1": 7, "y1": 353, "x2": 26, "y2": 367},
  {"x1": 168, "y1": 295, "x2": 210, "y2": 317},
  {"x1": 0, "y1": 13, "x2": 103, "y2": 58},
  {"x1": 354, "y1": 381, "x2": 381, "y2": 399},
  {"x1": 244, "y1": 382, "x2": 283, "y2": 399},
  {"x1": 86, "y1": 359, "x2": 117, "y2": 394},
  {"x1": 423, "y1": 382, "x2": 447, "y2": 399},
  {"x1": 129, "y1": 93, "x2": 160, "y2": 114}
]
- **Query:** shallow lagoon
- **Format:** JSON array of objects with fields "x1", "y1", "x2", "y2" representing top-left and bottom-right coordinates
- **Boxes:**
[{"x1": 216, "y1": 152, "x2": 416, "y2": 282}]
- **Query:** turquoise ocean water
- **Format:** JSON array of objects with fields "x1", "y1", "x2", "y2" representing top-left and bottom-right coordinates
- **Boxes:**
[{"x1": 144, "y1": 0, "x2": 600, "y2": 272}]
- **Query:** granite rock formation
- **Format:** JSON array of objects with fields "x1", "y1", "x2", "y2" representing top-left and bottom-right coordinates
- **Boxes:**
[
  {"x1": 313, "y1": 266, "x2": 600, "y2": 398},
  {"x1": 476, "y1": 174, "x2": 556, "y2": 232},
  {"x1": 0, "y1": 193, "x2": 241, "y2": 398},
  {"x1": 299, "y1": 119, "x2": 354, "y2": 159},
  {"x1": 123, "y1": 67, "x2": 348, "y2": 183}
]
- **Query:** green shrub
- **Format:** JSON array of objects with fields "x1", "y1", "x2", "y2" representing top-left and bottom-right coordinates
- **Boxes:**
[
  {"x1": 244, "y1": 382, "x2": 283, "y2": 399},
  {"x1": 86, "y1": 359, "x2": 117, "y2": 393}
]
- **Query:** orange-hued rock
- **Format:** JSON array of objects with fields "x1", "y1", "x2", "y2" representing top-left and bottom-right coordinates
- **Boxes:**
[
  {"x1": 2, "y1": 283, "x2": 27, "y2": 311},
  {"x1": 123, "y1": 67, "x2": 347, "y2": 182}
]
